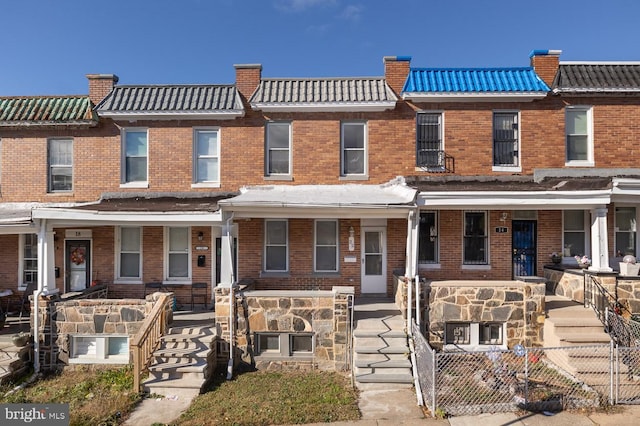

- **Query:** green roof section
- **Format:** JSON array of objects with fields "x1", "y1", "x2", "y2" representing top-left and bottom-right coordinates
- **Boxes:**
[{"x1": 0, "y1": 96, "x2": 97, "y2": 126}]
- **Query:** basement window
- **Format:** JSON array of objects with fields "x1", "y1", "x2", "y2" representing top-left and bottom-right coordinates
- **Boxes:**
[
  {"x1": 255, "y1": 333, "x2": 314, "y2": 358},
  {"x1": 444, "y1": 322, "x2": 506, "y2": 351},
  {"x1": 70, "y1": 335, "x2": 129, "y2": 364}
]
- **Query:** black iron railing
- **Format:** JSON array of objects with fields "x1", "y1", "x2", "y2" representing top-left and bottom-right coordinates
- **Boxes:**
[{"x1": 416, "y1": 150, "x2": 454, "y2": 173}]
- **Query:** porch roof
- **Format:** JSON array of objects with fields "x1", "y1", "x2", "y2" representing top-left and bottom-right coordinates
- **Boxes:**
[
  {"x1": 218, "y1": 179, "x2": 417, "y2": 218},
  {"x1": 408, "y1": 175, "x2": 615, "y2": 209}
]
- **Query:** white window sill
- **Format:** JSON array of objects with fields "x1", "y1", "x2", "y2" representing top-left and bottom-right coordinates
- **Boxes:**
[
  {"x1": 113, "y1": 279, "x2": 143, "y2": 285},
  {"x1": 492, "y1": 166, "x2": 521, "y2": 173},
  {"x1": 419, "y1": 263, "x2": 441, "y2": 270},
  {"x1": 120, "y1": 182, "x2": 149, "y2": 189},
  {"x1": 565, "y1": 161, "x2": 594, "y2": 167},
  {"x1": 415, "y1": 166, "x2": 446, "y2": 172},
  {"x1": 162, "y1": 280, "x2": 192, "y2": 286},
  {"x1": 339, "y1": 175, "x2": 369, "y2": 181},
  {"x1": 191, "y1": 182, "x2": 221, "y2": 189},
  {"x1": 461, "y1": 264, "x2": 491, "y2": 270},
  {"x1": 46, "y1": 191, "x2": 74, "y2": 196},
  {"x1": 264, "y1": 175, "x2": 293, "y2": 181}
]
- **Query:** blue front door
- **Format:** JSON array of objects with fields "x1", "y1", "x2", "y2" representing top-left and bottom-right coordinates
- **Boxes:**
[{"x1": 512, "y1": 220, "x2": 536, "y2": 277}]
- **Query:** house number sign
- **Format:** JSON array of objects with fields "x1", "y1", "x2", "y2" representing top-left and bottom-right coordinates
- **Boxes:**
[
  {"x1": 495, "y1": 227, "x2": 508, "y2": 233},
  {"x1": 65, "y1": 229, "x2": 92, "y2": 238}
]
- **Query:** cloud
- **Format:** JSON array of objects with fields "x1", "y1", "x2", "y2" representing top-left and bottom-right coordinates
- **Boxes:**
[
  {"x1": 274, "y1": 0, "x2": 337, "y2": 13},
  {"x1": 339, "y1": 4, "x2": 363, "y2": 21}
]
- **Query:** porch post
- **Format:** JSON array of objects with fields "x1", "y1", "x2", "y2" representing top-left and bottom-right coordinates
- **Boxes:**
[
  {"x1": 219, "y1": 214, "x2": 235, "y2": 287},
  {"x1": 590, "y1": 207, "x2": 612, "y2": 272},
  {"x1": 36, "y1": 219, "x2": 57, "y2": 294}
]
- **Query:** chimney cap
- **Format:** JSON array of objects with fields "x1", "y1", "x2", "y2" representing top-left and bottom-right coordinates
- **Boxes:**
[
  {"x1": 529, "y1": 49, "x2": 562, "y2": 58},
  {"x1": 383, "y1": 56, "x2": 412, "y2": 63},
  {"x1": 234, "y1": 64, "x2": 262, "y2": 70},
  {"x1": 85, "y1": 73, "x2": 119, "y2": 82}
]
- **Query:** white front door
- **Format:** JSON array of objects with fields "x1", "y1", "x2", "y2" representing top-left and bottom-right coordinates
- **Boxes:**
[{"x1": 361, "y1": 227, "x2": 387, "y2": 293}]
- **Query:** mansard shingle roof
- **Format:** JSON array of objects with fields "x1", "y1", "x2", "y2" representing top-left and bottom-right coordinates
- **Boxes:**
[
  {"x1": 249, "y1": 77, "x2": 397, "y2": 111},
  {"x1": 0, "y1": 96, "x2": 96, "y2": 126},
  {"x1": 553, "y1": 63, "x2": 640, "y2": 93},
  {"x1": 95, "y1": 84, "x2": 244, "y2": 119}
]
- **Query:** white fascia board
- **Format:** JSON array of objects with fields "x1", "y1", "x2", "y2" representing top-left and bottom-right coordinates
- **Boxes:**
[
  {"x1": 32, "y1": 208, "x2": 223, "y2": 225},
  {"x1": 0, "y1": 224, "x2": 37, "y2": 235},
  {"x1": 417, "y1": 190, "x2": 611, "y2": 209},
  {"x1": 97, "y1": 110, "x2": 245, "y2": 120},
  {"x1": 222, "y1": 205, "x2": 412, "y2": 219},
  {"x1": 402, "y1": 92, "x2": 547, "y2": 102},
  {"x1": 250, "y1": 101, "x2": 397, "y2": 112}
]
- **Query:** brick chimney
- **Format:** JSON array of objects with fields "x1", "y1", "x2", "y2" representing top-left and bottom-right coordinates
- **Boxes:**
[
  {"x1": 529, "y1": 50, "x2": 562, "y2": 87},
  {"x1": 86, "y1": 74, "x2": 119, "y2": 105},
  {"x1": 384, "y1": 56, "x2": 411, "y2": 95},
  {"x1": 234, "y1": 64, "x2": 262, "y2": 100}
]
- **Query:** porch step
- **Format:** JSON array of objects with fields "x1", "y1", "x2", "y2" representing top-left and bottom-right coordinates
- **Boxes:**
[
  {"x1": 353, "y1": 330, "x2": 406, "y2": 338},
  {"x1": 354, "y1": 345, "x2": 409, "y2": 355},
  {"x1": 354, "y1": 373, "x2": 414, "y2": 384}
]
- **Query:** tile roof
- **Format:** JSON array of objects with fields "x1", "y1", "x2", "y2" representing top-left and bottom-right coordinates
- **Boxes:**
[
  {"x1": 553, "y1": 63, "x2": 640, "y2": 93},
  {"x1": 95, "y1": 85, "x2": 244, "y2": 119},
  {"x1": 403, "y1": 67, "x2": 549, "y2": 95},
  {"x1": 0, "y1": 96, "x2": 96, "y2": 126},
  {"x1": 249, "y1": 78, "x2": 397, "y2": 111}
]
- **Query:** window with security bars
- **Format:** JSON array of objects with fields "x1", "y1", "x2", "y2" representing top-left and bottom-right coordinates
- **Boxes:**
[
  {"x1": 463, "y1": 211, "x2": 488, "y2": 264},
  {"x1": 48, "y1": 139, "x2": 73, "y2": 191},
  {"x1": 416, "y1": 112, "x2": 443, "y2": 168},
  {"x1": 493, "y1": 112, "x2": 518, "y2": 167}
]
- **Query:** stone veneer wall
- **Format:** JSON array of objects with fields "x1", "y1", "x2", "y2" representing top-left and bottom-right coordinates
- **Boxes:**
[
  {"x1": 214, "y1": 287, "x2": 352, "y2": 371},
  {"x1": 36, "y1": 294, "x2": 153, "y2": 367},
  {"x1": 425, "y1": 281, "x2": 546, "y2": 350},
  {"x1": 544, "y1": 267, "x2": 589, "y2": 303}
]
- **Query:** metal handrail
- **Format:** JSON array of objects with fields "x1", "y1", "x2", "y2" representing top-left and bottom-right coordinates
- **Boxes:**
[
  {"x1": 131, "y1": 293, "x2": 172, "y2": 392},
  {"x1": 584, "y1": 273, "x2": 621, "y2": 324}
]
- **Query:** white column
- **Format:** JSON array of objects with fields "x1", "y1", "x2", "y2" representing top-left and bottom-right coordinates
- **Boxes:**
[
  {"x1": 36, "y1": 219, "x2": 57, "y2": 295},
  {"x1": 590, "y1": 207, "x2": 612, "y2": 272},
  {"x1": 219, "y1": 219, "x2": 235, "y2": 288}
]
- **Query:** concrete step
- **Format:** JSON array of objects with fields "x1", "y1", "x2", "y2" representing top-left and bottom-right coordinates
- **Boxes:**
[
  {"x1": 546, "y1": 316, "x2": 604, "y2": 327},
  {"x1": 355, "y1": 372, "x2": 413, "y2": 384},
  {"x1": 354, "y1": 353, "x2": 409, "y2": 368},
  {"x1": 353, "y1": 336, "x2": 407, "y2": 347},
  {"x1": 161, "y1": 333, "x2": 215, "y2": 344},
  {"x1": 353, "y1": 329, "x2": 406, "y2": 338},
  {"x1": 148, "y1": 359, "x2": 208, "y2": 380},
  {"x1": 558, "y1": 333, "x2": 611, "y2": 344},
  {"x1": 354, "y1": 345, "x2": 409, "y2": 355},
  {"x1": 142, "y1": 376, "x2": 203, "y2": 397},
  {"x1": 354, "y1": 365, "x2": 412, "y2": 375}
]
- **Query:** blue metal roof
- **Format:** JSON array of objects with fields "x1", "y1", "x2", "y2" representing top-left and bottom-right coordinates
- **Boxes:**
[{"x1": 403, "y1": 67, "x2": 549, "y2": 93}]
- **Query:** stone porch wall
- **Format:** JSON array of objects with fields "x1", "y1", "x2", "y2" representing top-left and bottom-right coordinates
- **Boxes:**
[
  {"x1": 214, "y1": 287, "x2": 352, "y2": 371},
  {"x1": 425, "y1": 280, "x2": 546, "y2": 351}
]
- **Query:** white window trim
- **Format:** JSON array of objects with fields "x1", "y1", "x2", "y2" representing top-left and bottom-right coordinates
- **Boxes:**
[
  {"x1": 314, "y1": 219, "x2": 339, "y2": 273},
  {"x1": 565, "y1": 106, "x2": 594, "y2": 167},
  {"x1": 340, "y1": 121, "x2": 368, "y2": 178},
  {"x1": 264, "y1": 219, "x2": 289, "y2": 273},
  {"x1": 562, "y1": 209, "x2": 591, "y2": 260},
  {"x1": 121, "y1": 128, "x2": 149, "y2": 186},
  {"x1": 265, "y1": 121, "x2": 292, "y2": 178},
  {"x1": 192, "y1": 127, "x2": 221, "y2": 186},
  {"x1": 69, "y1": 334, "x2": 129, "y2": 364},
  {"x1": 492, "y1": 110, "x2": 522, "y2": 172},
  {"x1": 48, "y1": 138, "x2": 74, "y2": 192},
  {"x1": 614, "y1": 205, "x2": 637, "y2": 257},
  {"x1": 18, "y1": 234, "x2": 38, "y2": 291},
  {"x1": 443, "y1": 322, "x2": 507, "y2": 351},
  {"x1": 462, "y1": 211, "x2": 489, "y2": 266},
  {"x1": 163, "y1": 226, "x2": 192, "y2": 283},
  {"x1": 415, "y1": 111, "x2": 445, "y2": 172},
  {"x1": 114, "y1": 226, "x2": 143, "y2": 284}
]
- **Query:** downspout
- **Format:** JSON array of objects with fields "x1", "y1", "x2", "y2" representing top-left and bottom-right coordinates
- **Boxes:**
[{"x1": 225, "y1": 214, "x2": 236, "y2": 380}]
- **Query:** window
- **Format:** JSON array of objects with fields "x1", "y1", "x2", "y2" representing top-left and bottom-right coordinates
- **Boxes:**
[
  {"x1": 70, "y1": 335, "x2": 129, "y2": 364},
  {"x1": 48, "y1": 138, "x2": 73, "y2": 191},
  {"x1": 165, "y1": 227, "x2": 190, "y2": 280},
  {"x1": 463, "y1": 211, "x2": 488, "y2": 264},
  {"x1": 493, "y1": 112, "x2": 519, "y2": 168},
  {"x1": 264, "y1": 220, "x2": 288, "y2": 272},
  {"x1": 122, "y1": 129, "x2": 148, "y2": 184},
  {"x1": 444, "y1": 322, "x2": 506, "y2": 350},
  {"x1": 20, "y1": 234, "x2": 38, "y2": 290},
  {"x1": 266, "y1": 122, "x2": 291, "y2": 176},
  {"x1": 563, "y1": 210, "x2": 588, "y2": 257},
  {"x1": 418, "y1": 211, "x2": 438, "y2": 264},
  {"x1": 193, "y1": 128, "x2": 220, "y2": 184},
  {"x1": 615, "y1": 207, "x2": 636, "y2": 257},
  {"x1": 116, "y1": 227, "x2": 141, "y2": 281},
  {"x1": 255, "y1": 333, "x2": 314, "y2": 357},
  {"x1": 565, "y1": 106, "x2": 593, "y2": 165},
  {"x1": 341, "y1": 122, "x2": 367, "y2": 176},
  {"x1": 416, "y1": 112, "x2": 443, "y2": 168},
  {"x1": 315, "y1": 220, "x2": 338, "y2": 272}
]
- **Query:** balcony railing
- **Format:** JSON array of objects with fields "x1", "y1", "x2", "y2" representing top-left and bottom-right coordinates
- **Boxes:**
[{"x1": 416, "y1": 150, "x2": 454, "y2": 173}]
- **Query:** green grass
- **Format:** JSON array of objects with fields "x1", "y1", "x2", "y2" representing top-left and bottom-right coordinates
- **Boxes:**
[
  {"x1": 0, "y1": 365, "x2": 141, "y2": 426},
  {"x1": 174, "y1": 369, "x2": 361, "y2": 426}
]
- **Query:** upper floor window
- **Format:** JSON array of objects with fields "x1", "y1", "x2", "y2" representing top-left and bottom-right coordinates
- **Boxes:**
[
  {"x1": 341, "y1": 122, "x2": 367, "y2": 177},
  {"x1": 265, "y1": 219, "x2": 288, "y2": 272},
  {"x1": 493, "y1": 112, "x2": 519, "y2": 169},
  {"x1": 193, "y1": 128, "x2": 220, "y2": 185},
  {"x1": 48, "y1": 138, "x2": 73, "y2": 192},
  {"x1": 419, "y1": 211, "x2": 438, "y2": 264},
  {"x1": 314, "y1": 220, "x2": 338, "y2": 272},
  {"x1": 463, "y1": 211, "x2": 488, "y2": 265},
  {"x1": 615, "y1": 207, "x2": 636, "y2": 257},
  {"x1": 122, "y1": 129, "x2": 148, "y2": 185},
  {"x1": 165, "y1": 227, "x2": 190, "y2": 280},
  {"x1": 565, "y1": 106, "x2": 593, "y2": 166},
  {"x1": 266, "y1": 122, "x2": 291, "y2": 177},
  {"x1": 116, "y1": 227, "x2": 142, "y2": 281},
  {"x1": 563, "y1": 210, "x2": 588, "y2": 257},
  {"x1": 416, "y1": 112, "x2": 443, "y2": 169}
]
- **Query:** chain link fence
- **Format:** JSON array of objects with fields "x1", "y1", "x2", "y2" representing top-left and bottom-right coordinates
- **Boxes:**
[{"x1": 412, "y1": 321, "x2": 640, "y2": 417}]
